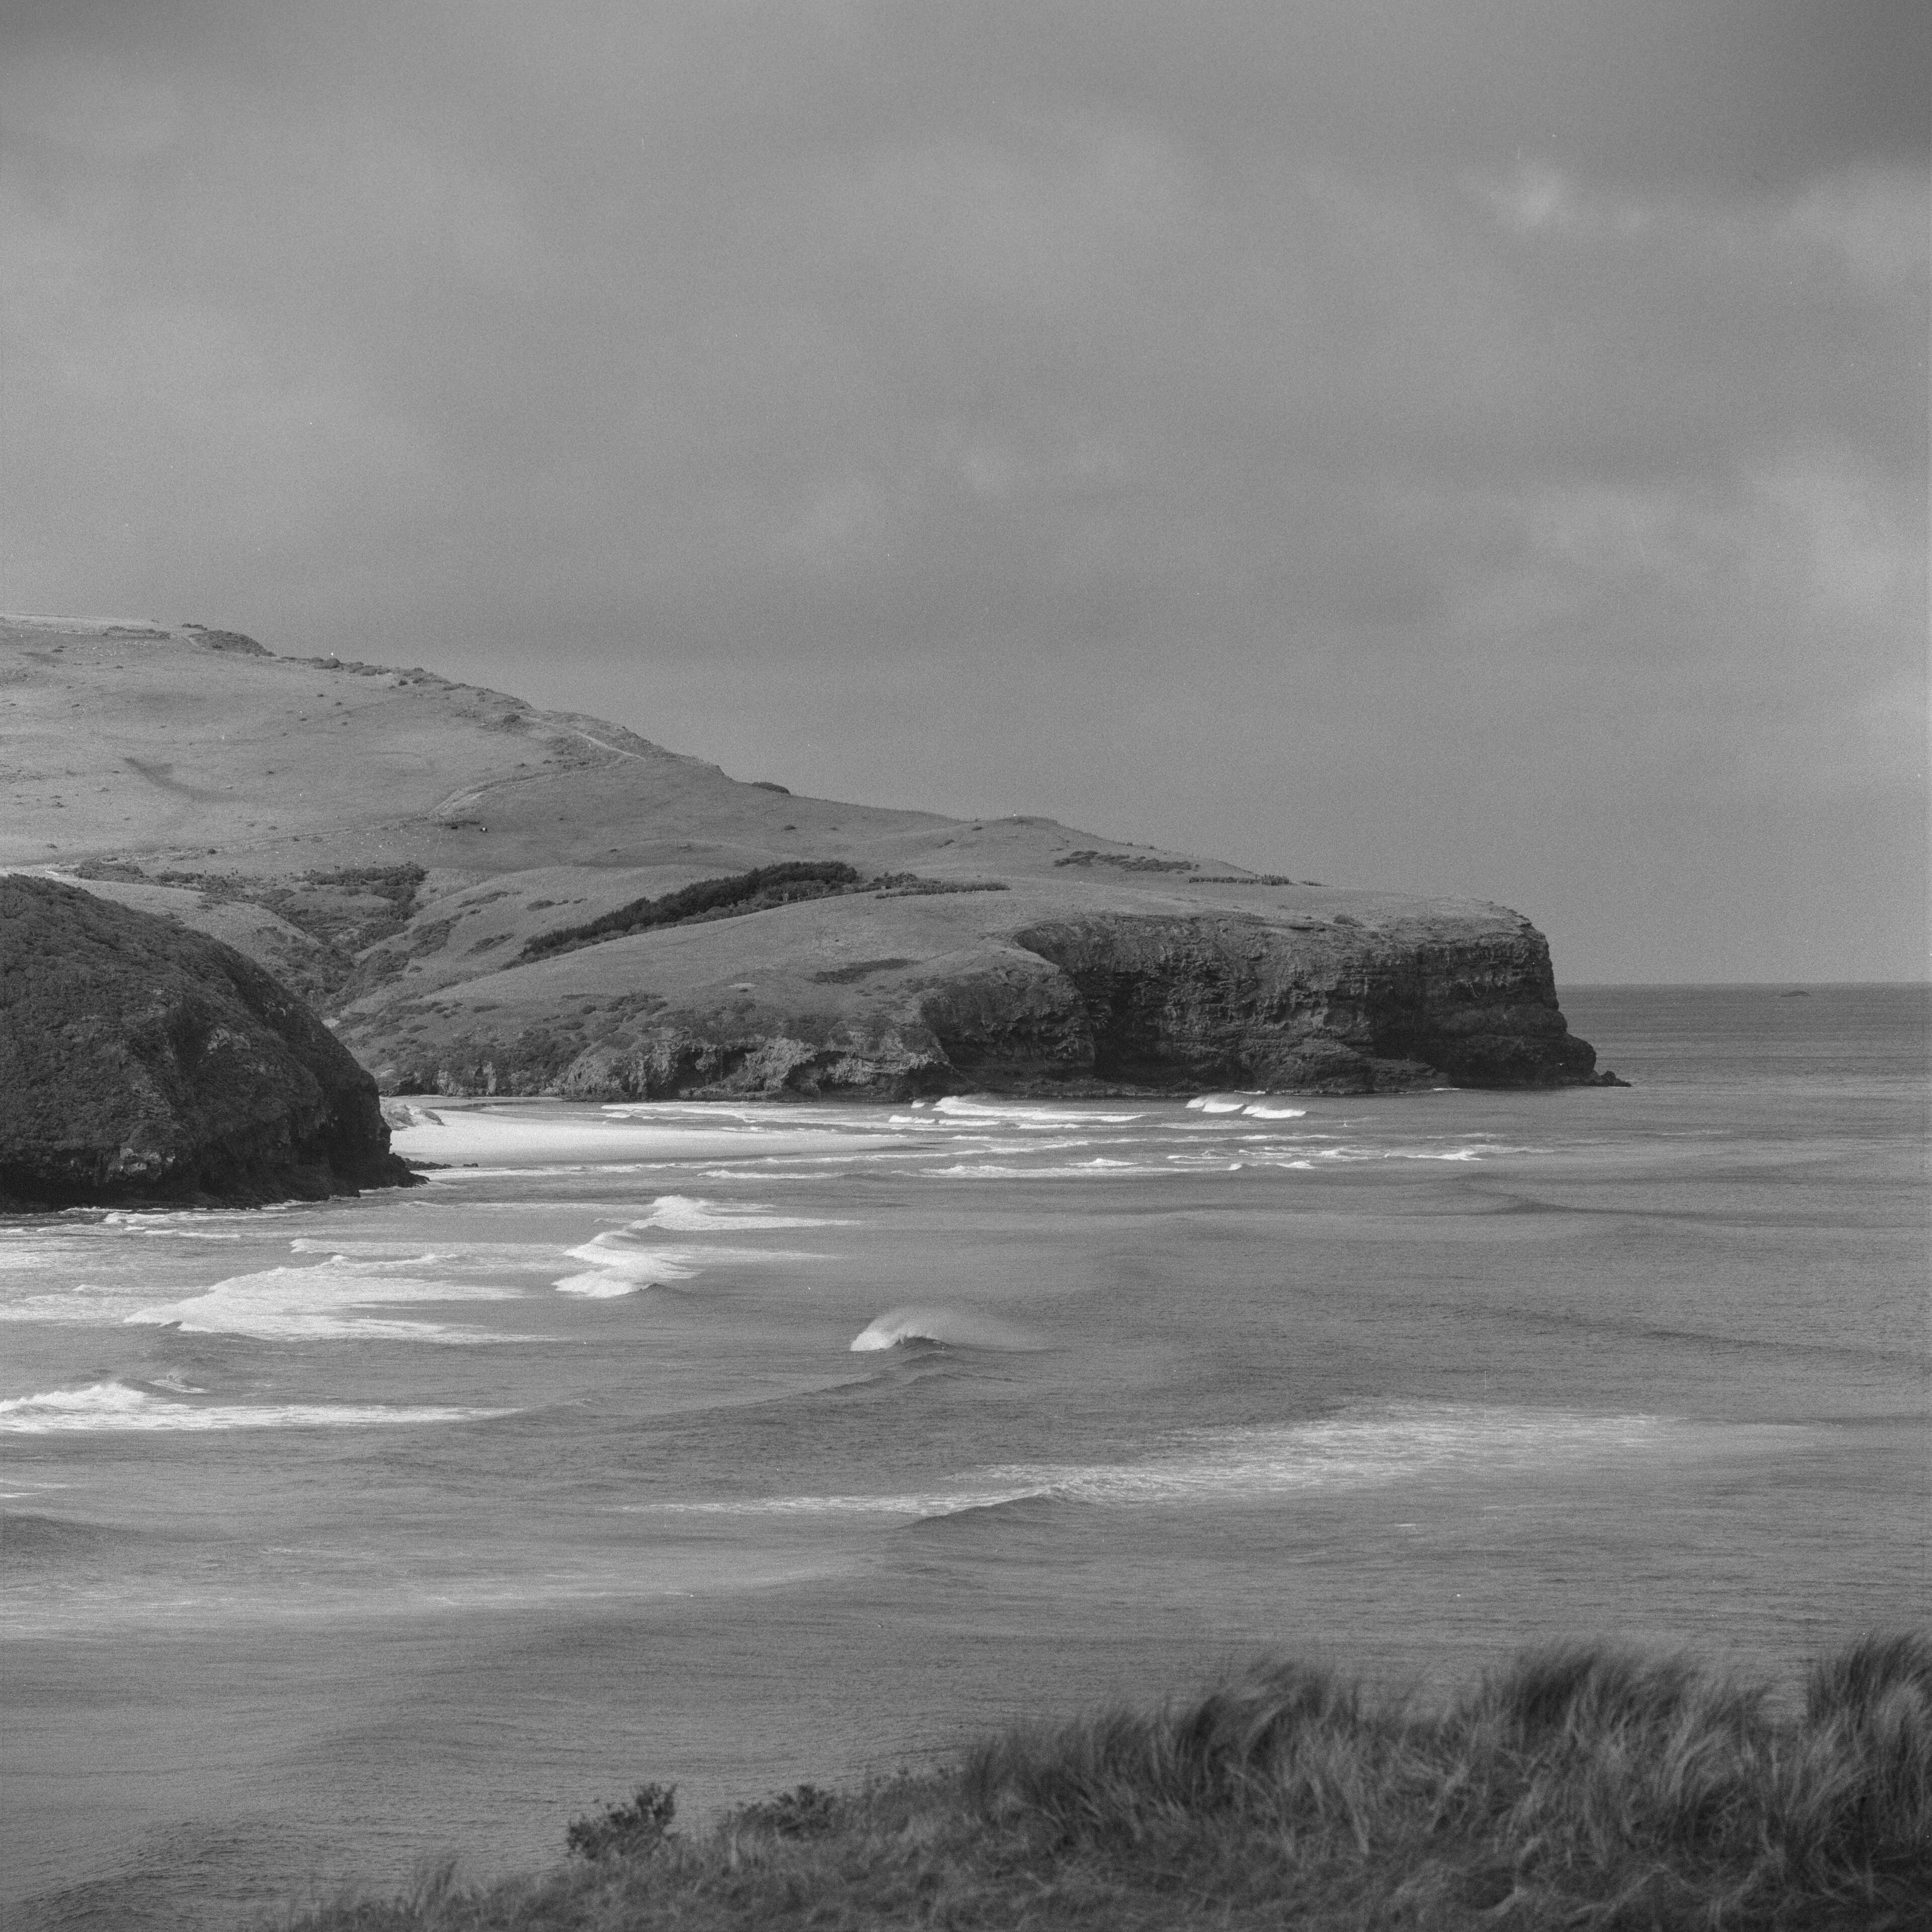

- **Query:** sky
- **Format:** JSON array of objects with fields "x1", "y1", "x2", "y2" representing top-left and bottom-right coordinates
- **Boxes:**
[{"x1": 2, "y1": 1, "x2": 1925, "y2": 982}]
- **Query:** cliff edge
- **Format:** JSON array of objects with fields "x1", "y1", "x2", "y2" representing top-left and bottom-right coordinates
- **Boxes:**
[
  {"x1": 0, "y1": 874, "x2": 416, "y2": 1208},
  {"x1": 1, "y1": 615, "x2": 1613, "y2": 1098}
]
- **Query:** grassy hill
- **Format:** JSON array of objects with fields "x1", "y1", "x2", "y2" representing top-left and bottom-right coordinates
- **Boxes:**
[
  {"x1": 2, "y1": 615, "x2": 1604, "y2": 1097},
  {"x1": 276, "y1": 1636, "x2": 1930, "y2": 1930}
]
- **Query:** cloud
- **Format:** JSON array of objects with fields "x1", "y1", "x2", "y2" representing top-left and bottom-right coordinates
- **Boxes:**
[{"x1": 0, "y1": 1, "x2": 1923, "y2": 977}]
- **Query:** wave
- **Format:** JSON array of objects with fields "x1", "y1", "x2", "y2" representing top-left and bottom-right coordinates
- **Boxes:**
[
  {"x1": 600, "y1": 1103, "x2": 773, "y2": 1122},
  {"x1": 0, "y1": 1382, "x2": 510, "y2": 1432},
  {"x1": 554, "y1": 1233, "x2": 705, "y2": 1295},
  {"x1": 0, "y1": 1286, "x2": 154, "y2": 1325},
  {"x1": 0, "y1": 1510, "x2": 146, "y2": 1565},
  {"x1": 123, "y1": 1262, "x2": 524, "y2": 1342},
  {"x1": 1178, "y1": 1098, "x2": 1308, "y2": 1121},
  {"x1": 0, "y1": 1239, "x2": 95, "y2": 1271},
  {"x1": 972, "y1": 1405, "x2": 1671, "y2": 1504},
  {"x1": 287, "y1": 1237, "x2": 561, "y2": 1267},
  {"x1": 640, "y1": 1403, "x2": 1699, "y2": 1521},
  {"x1": 386, "y1": 1109, "x2": 901, "y2": 1167},
  {"x1": 646, "y1": 1486, "x2": 1036, "y2": 1519},
  {"x1": 849, "y1": 1306, "x2": 1037, "y2": 1352},
  {"x1": 933, "y1": 1097, "x2": 1145, "y2": 1125},
  {"x1": 921, "y1": 1162, "x2": 1176, "y2": 1179},
  {"x1": 100, "y1": 1206, "x2": 286, "y2": 1232},
  {"x1": 554, "y1": 1224, "x2": 827, "y2": 1296},
  {"x1": 628, "y1": 1194, "x2": 853, "y2": 1232}
]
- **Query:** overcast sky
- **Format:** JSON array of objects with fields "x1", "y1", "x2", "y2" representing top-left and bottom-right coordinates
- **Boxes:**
[{"x1": 3, "y1": 2, "x2": 1925, "y2": 981}]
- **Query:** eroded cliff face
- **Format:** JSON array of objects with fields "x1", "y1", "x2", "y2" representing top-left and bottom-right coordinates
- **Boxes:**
[
  {"x1": 1003, "y1": 915, "x2": 1597, "y2": 1092},
  {"x1": 367, "y1": 911, "x2": 1599, "y2": 1100},
  {"x1": 0, "y1": 876, "x2": 417, "y2": 1208}
]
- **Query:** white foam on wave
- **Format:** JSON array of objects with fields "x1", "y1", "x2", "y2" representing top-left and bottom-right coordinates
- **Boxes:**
[
  {"x1": 849, "y1": 1306, "x2": 1037, "y2": 1352},
  {"x1": 1186, "y1": 1094, "x2": 1257, "y2": 1113},
  {"x1": 287, "y1": 1238, "x2": 566, "y2": 1270},
  {"x1": 98, "y1": 1221, "x2": 247, "y2": 1241},
  {"x1": 0, "y1": 1382, "x2": 510, "y2": 1433},
  {"x1": 1271, "y1": 1142, "x2": 1523, "y2": 1165},
  {"x1": 599, "y1": 1103, "x2": 770, "y2": 1121},
  {"x1": 554, "y1": 1234, "x2": 705, "y2": 1295},
  {"x1": 1242, "y1": 1103, "x2": 1308, "y2": 1119},
  {"x1": 629, "y1": 1194, "x2": 853, "y2": 1232},
  {"x1": 1, "y1": 1283, "x2": 178, "y2": 1325},
  {"x1": 124, "y1": 1261, "x2": 523, "y2": 1342},
  {"x1": 920, "y1": 1161, "x2": 1175, "y2": 1179},
  {"x1": 0, "y1": 1240, "x2": 93, "y2": 1272},
  {"x1": 933, "y1": 1097, "x2": 1144, "y2": 1125},
  {"x1": 975, "y1": 1405, "x2": 1669, "y2": 1504},
  {"x1": 647, "y1": 1487, "x2": 1032, "y2": 1518},
  {"x1": 387, "y1": 1109, "x2": 900, "y2": 1168},
  {"x1": 554, "y1": 1222, "x2": 828, "y2": 1296},
  {"x1": 645, "y1": 1403, "x2": 1695, "y2": 1520}
]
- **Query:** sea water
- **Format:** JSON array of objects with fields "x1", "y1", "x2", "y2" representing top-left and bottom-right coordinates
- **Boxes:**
[{"x1": 2, "y1": 986, "x2": 1925, "y2": 1929}]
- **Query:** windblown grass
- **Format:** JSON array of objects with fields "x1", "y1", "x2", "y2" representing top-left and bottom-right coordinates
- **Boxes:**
[{"x1": 278, "y1": 1634, "x2": 1930, "y2": 1930}]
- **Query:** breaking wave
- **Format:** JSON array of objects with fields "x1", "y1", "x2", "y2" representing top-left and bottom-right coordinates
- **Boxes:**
[
  {"x1": 628, "y1": 1194, "x2": 852, "y2": 1232},
  {"x1": 849, "y1": 1306, "x2": 1037, "y2": 1352},
  {"x1": 123, "y1": 1261, "x2": 524, "y2": 1342},
  {"x1": 933, "y1": 1097, "x2": 1144, "y2": 1125},
  {"x1": 641, "y1": 1404, "x2": 1701, "y2": 1520},
  {"x1": 554, "y1": 1220, "x2": 829, "y2": 1295},
  {"x1": 0, "y1": 1382, "x2": 509, "y2": 1432}
]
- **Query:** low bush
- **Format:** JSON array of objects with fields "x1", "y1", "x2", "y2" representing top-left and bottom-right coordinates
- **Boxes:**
[
  {"x1": 565, "y1": 1783, "x2": 677, "y2": 1861},
  {"x1": 519, "y1": 862, "x2": 860, "y2": 963}
]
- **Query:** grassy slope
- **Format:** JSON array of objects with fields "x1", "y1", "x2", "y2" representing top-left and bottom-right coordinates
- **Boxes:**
[
  {"x1": 282, "y1": 1638, "x2": 1930, "y2": 1931},
  {"x1": 4, "y1": 618, "x2": 1586, "y2": 1095},
  {"x1": 0, "y1": 617, "x2": 1510, "y2": 994}
]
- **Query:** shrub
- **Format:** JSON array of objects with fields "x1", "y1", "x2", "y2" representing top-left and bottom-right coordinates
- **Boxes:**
[
  {"x1": 564, "y1": 1782, "x2": 676, "y2": 1861},
  {"x1": 736, "y1": 1784, "x2": 840, "y2": 1838},
  {"x1": 520, "y1": 862, "x2": 860, "y2": 963}
]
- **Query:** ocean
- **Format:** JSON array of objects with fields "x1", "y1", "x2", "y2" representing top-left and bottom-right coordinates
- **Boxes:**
[{"x1": 3, "y1": 985, "x2": 1926, "y2": 1929}]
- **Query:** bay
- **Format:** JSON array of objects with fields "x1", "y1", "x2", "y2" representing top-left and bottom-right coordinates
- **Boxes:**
[{"x1": 3, "y1": 984, "x2": 1925, "y2": 1929}]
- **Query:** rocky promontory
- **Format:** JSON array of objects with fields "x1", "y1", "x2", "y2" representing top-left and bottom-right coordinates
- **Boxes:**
[
  {"x1": 0, "y1": 874, "x2": 415, "y2": 1208},
  {"x1": 1, "y1": 615, "x2": 1616, "y2": 1100}
]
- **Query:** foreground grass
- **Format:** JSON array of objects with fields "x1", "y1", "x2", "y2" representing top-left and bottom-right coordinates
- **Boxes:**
[{"x1": 281, "y1": 1635, "x2": 1931, "y2": 1931}]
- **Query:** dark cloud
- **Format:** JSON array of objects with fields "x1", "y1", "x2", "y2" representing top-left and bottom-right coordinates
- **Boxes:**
[{"x1": 2, "y1": 1, "x2": 1924, "y2": 978}]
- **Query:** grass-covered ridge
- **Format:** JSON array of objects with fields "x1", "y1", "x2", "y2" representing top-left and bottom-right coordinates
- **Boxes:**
[{"x1": 282, "y1": 1635, "x2": 1929, "y2": 1930}]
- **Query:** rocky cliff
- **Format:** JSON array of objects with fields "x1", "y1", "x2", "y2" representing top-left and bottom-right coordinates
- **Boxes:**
[
  {"x1": 0, "y1": 875, "x2": 416, "y2": 1208},
  {"x1": 1, "y1": 615, "x2": 1614, "y2": 1099},
  {"x1": 359, "y1": 902, "x2": 1598, "y2": 1100}
]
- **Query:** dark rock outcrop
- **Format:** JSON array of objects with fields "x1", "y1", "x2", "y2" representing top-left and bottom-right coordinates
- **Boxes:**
[
  {"x1": 1002, "y1": 914, "x2": 1598, "y2": 1092},
  {"x1": 0, "y1": 875, "x2": 416, "y2": 1209}
]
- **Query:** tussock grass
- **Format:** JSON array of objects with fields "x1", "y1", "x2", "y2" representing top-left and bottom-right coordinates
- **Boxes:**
[{"x1": 276, "y1": 1634, "x2": 1930, "y2": 1930}]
